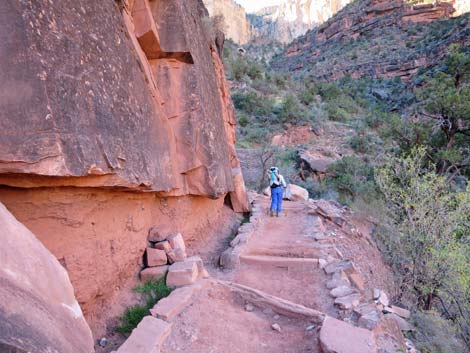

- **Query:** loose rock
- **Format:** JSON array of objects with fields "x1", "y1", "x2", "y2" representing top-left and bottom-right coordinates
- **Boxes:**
[
  {"x1": 148, "y1": 226, "x2": 168, "y2": 242},
  {"x1": 334, "y1": 293, "x2": 361, "y2": 310},
  {"x1": 330, "y1": 286, "x2": 356, "y2": 298},
  {"x1": 146, "y1": 248, "x2": 168, "y2": 267},
  {"x1": 166, "y1": 260, "x2": 198, "y2": 288},
  {"x1": 271, "y1": 323, "x2": 282, "y2": 332},
  {"x1": 319, "y1": 316, "x2": 377, "y2": 353},
  {"x1": 140, "y1": 266, "x2": 169, "y2": 283},
  {"x1": 154, "y1": 241, "x2": 172, "y2": 253}
]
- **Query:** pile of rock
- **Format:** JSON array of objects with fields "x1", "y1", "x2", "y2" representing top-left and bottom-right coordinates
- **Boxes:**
[
  {"x1": 140, "y1": 228, "x2": 208, "y2": 288},
  {"x1": 321, "y1": 257, "x2": 365, "y2": 311}
]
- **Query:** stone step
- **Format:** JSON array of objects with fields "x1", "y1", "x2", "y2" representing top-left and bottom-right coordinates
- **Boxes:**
[
  {"x1": 218, "y1": 280, "x2": 325, "y2": 323},
  {"x1": 150, "y1": 281, "x2": 207, "y2": 321},
  {"x1": 240, "y1": 254, "x2": 319, "y2": 267},
  {"x1": 116, "y1": 316, "x2": 172, "y2": 353}
]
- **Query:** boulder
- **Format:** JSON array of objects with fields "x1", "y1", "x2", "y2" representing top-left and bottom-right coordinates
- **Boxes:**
[
  {"x1": 299, "y1": 150, "x2": 336, "y2": 173},
  {"x1": 354, "y1": 303, "x2": 378, "y2": 317},
  {"x1": 186, "y1": 256, "x2": 205, "y2": 275},
  {"x1": 150, "y1": 284, "x2": 202, "y2": 321},
  {"x1": 324, "y1": 260, "x2": 354, "y2": 275},
  {"x1": 145, "y1": 248, "x2": 168, "y2": 267},
  {"x1": 167, "y1": 233, "x2": 186, "y2": 254},
  {"x1": 334, "y1": 294, "x2": 361, "y2": 310},
  {"x1": 348, "y1": 272, "x2": 366, "y2": 292},
  {"x1": 319, "y1": 316, "x2": 377, "y2": 353},
  {"x1": 154, "y1": 241, "x2": 172, "y2": 254},
  {"x1": 167, "y1": 247, "x2": 187, "y2": 264},
  {"x1": 314, "y1": 200, "x2": 346, "y2": 227},
  {"x1": 383, "y1": 305, "x2": 411, "y2": 319},
  {"x1": 386, "y1": 313, "x2": 414, "y2": 332},
  {"x1": 377, "y1": 291, "x2": 390, "y2": 307},
  {"x1": 326, "y1": 270, "x2": 351, "y2": 289},
  {"x1": 116, "y1": 316, "x2": 172, "y2": 353},
  {"x1": 166, "y1": 260, "x2": 198, "y2": 288},
  {"x1": 0, "y1": 203, "x2": 94, "y2": 353},
  {"x1": 358, "y1": 310, "x2": 381, "y2": 330},
  {"x1": 263, "y1": 186, "x2": 271, "y2": 197},
  {"x1": 219, "y1": 247, "x2": 241, "y2": 269},
  {"x1": 140, "y1": 266, "x2": 169, "y2": 283},
  {"x1": 286, "y1": 184, "x2": 309, "y2": 201},
  {"x1": 374, "y1": 314, "x2": 407, "y2": 352},
  {"x1": 148, "y1": 227, "x2": 168, "y2": 243},
  {"x1": 330, "y1": 286, "x2": 356, "y2": 298},
  {"x1": 318, "y1": 259, "x2": 328, "y2": 269}
]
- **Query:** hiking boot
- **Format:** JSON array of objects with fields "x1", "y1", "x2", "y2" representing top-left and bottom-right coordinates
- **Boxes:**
[
  {"x1": 270, "y1": 210, "x2": 274, "y2": 217},
  {"x1": 276, "y1": 212, "x2": 279, "y2": 217}
]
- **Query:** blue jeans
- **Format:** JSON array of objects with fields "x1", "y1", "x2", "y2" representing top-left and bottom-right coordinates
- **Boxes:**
[{"x1": 270, "y1": 187, "x2": 283, "y2": 214}]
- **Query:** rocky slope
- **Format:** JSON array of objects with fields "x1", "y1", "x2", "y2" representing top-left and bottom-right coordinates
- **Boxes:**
[
  {"x1": 250, "y1": 0, "x2": 353, "y2": 44},
  {"x1": 202, "y1": 0, "x2": 252, "y2": 44},
  {"x1": 272, "y1": 0, "x2": 470, "y2": 81},
  {"x1": 0, "y1": 0, "x2": 249, "y2": 337}
]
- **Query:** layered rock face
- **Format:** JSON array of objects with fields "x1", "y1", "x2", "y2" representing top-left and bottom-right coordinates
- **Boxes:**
[
  {"x1": 273, "y1": 0, "x2": 470, "y2": 81},
  {"x1": 251, "y1": 0, "x2": 353, "y2": 44},
  {"x1": 202, "y1": 0, "x2": 252, "y2": 44},
  {"x1": 0, "y1": 203, "x2": 94, "y2": 353},
  {"x1": 0, "y1": 0, "x2": 249, "y2": 335}
]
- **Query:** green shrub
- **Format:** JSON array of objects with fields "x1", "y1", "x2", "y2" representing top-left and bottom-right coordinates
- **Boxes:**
[
  {"x1": 238, "y1": 114, "x2": 249, "y2": 127},
  {"x1": 279, "y1": 94, "x2": 312, "y2": 124},
  {"x1": 412, "y1": 311, "x2": 466, "y2": 353},
  {"x1": 349, "y1": 131, "x2": 379, "y2": 154},
  {"x1": 299, "y1": 89, "x2": 315, "y2": 106},
  {"x1": 117, "y1": 277, "x2": 172, "y2": 333},
  {"x1": 326, "y1": 156, "x2": 378, "y2": 204},
  {"x1": 325, "y1": 103, "x2": 351, "y2": 121}
]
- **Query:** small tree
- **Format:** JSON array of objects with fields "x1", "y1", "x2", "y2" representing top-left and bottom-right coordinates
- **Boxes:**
[
  {"x1": 416, "y1": 44, "x2": 470, "y2": 176},
  {"x1": 376, "y1": 147, "x2": 470, "y2": 347}
]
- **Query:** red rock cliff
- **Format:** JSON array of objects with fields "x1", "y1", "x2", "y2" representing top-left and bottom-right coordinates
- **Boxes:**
[
  {"x1": 273, "y1": 0, "x2": 469, "y2": 81},
  {"x1": 0, "y1": 0, "x2": 249, "y2": 335}
]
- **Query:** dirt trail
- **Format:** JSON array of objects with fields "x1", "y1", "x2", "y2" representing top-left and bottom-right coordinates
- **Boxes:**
[
  {"x1": 156, "y1": 194, "x2": 402, "y2": 353},
  {"x1": 162, "y1": 196, "x2": 340, "y2": 352},
  {"x1": 231, "y1": 198, "x2": 339, "y2": 316}
]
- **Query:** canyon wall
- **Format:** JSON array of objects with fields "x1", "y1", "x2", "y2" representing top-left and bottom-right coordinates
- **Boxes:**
[
  {"x1": 202, "y1": 0, "x2": 252, "y2": 44},
  {"x1": 274, "y1": 0, "x2": 470, "y2": 81},
  {"x1": 251, "y1": 0, "x2": 353, "y2": 43},
  {"x1": 0, "y1": 0, "x2": 249, "y2": 336}
]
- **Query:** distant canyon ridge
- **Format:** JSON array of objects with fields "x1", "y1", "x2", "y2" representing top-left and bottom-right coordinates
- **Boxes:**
[{"x1": 203, "y1": 0, "x2": 470, "y2": 44}]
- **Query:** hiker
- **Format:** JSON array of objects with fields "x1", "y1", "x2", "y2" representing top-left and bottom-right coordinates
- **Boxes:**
[{"x1": 269, "y1": 166, "x2": 287, "y2": 217}]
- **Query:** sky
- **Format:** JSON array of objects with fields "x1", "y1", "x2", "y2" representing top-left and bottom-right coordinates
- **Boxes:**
[{"x1": 234, "y1": 0, "x2": 285, "y2": 13}]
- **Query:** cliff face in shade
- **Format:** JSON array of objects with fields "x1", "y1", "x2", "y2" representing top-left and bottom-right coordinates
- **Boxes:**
[
  {"x1": 202, "y1": 0, "x2": 252, "y2": 44},
  {"x1": 273, "y1": 0, "x2": 470, "y2": 82},
  {"x1": 250, "y1": 0, "x2": 353, "y2": 44},
  {"x1": 0, "y1": 0, "x2": 249, "y2": 338}
]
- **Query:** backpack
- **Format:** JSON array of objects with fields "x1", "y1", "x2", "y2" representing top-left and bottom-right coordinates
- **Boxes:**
[{"x1": 270, "y1": 171, "x2": 280, "y2": 188}]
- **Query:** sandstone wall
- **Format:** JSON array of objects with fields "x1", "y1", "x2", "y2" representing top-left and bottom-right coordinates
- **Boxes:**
[
  {"x1": 203, "y1": 0, "x2": 252, "y2": 44},
  {"x1": 0, "y1": 0, "x2": 249, "y2": 338}
]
